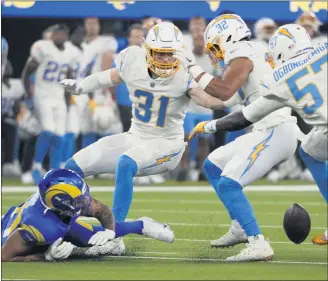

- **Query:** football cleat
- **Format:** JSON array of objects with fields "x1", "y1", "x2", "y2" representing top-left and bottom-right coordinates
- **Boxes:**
[
  {"x1": 139, "y1": 217, "x2": 175, "y2": 243},
  {"x1": 283, "y1": 203, "x2": 311, "y2": 244},
  {"x1": 211, "y1": 222, "x2": 248, "y2": 248},
  {"x1": 226, "y1": 240, "x2": 274, "y2": 262},
  {"x1": 312, "y1": 230, "x2": 328, "y2": 245}
]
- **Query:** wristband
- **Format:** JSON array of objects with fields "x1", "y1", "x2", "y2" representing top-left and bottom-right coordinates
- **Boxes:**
[{"x1": 198, "y1": 73, "x2": 214, "y2": 90}]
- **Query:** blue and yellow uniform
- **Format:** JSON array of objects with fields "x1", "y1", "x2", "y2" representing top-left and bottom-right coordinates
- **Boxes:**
[{"x1": 1, "y1": 191, "x2": 103, "y2": 248}]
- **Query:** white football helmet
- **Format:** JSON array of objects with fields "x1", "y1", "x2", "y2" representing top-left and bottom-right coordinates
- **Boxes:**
[
  {"x1": 269, "y1": 24, "x2": 313, "y2": 67},
  {"x1": 145, "y1": 21, "x2": 183, "y2": 78},
  {"x1": 204, "y1": 14, "x2": 251, "y2": 67},
  {"x1": 254, "y1": 18, "x2": 277, "y2": 42}
]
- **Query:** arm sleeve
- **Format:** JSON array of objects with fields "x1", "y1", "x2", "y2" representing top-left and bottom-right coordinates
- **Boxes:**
[
  {"x1": 30, "y1": 41, "x2": 45, "y2": 63},
  {"x1": 242, "y1": 96, "x2": 285, "y2": 123}
]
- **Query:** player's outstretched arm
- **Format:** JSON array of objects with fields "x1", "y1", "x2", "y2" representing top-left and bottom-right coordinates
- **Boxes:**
[
  {"x1": 174, "y1": 48, "x2": 253, "y2": 101},
  {"x1": 81, "y1": 198, "x2": 116, "y2": 246},
  {"x1": 188, "y1": 87, "x2": 225, "y2": 110},
  {"x1": 60, "y1": 68, "x2": 123, "y2": 95},
  {"x1": 21, "y1": 57, "x2": 39, "y2": 98},
  {"x1": 1, "y1": 229, "x2": 44, "y2": 262}
]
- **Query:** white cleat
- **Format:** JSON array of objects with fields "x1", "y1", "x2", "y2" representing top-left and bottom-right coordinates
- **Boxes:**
[
  {"x1": 148, "y1": 174, "x2": 166, "y2": 184},
  {"x1": 139, "y1": 217, "x2": 175, "y2": 243},
  {"x1": 109, "y1": 238, "x2": 125, "y2": 256},
  {"x1": 226, "y1": 240, "x2": 274, "y2": 262},
  {"x1": 134, "y1": 176, "x2": 151, "y2": 186},
  {"x1": 211, "y1": 223, "x2": 248, "y2": 248},
  {"x1": 21, "y1": 171, "x2": 33, "y2": 184}
]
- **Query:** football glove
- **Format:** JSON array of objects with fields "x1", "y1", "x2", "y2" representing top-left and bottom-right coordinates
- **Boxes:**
[
  {"x1": 188, "y1": 120, "x2": 217, "y2": 140},
  {"x1": 173, "y1": 47, "x2": 196, "y2": 71},
  {"x1": 60, "y1": 79, "x2": 83, "y2": 95},
  {"x1": 45, "y1": 238, "x2": 75, "y2": 262},
  {"x1": 88, "y1": 229, "x2": 116, "y2": 246}
]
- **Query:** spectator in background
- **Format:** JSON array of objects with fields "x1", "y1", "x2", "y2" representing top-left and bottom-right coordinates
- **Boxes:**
[
  {"x1": 2, "y1": 61, "x2": 23, "y2": 177},
  {"x1": 179, "y1": 32, "x2": 216, "y2": 181},
  {"x1": 142, "y1": 16, "x2": 162, "y2": 32},
  {"x1": 296, "y1": 12, "x2": 326, "y2": 45},
  {"x1": 114, "y1": 23, "x2": 145, "y2": 133},
  {"x1": 183, "y1": 16, "x2": 207, "y2": 50},
  {"x1": 2, "y1": 36, "x2": 9, "y2": 77},
  {"x1": 252, "y1": 18, "x2": 277, "y2": 47}
]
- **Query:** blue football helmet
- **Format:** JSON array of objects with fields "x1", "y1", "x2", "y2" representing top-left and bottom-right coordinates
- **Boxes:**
[{"x1": 38, "y1": 169, "x2": 91, "y2": 217}]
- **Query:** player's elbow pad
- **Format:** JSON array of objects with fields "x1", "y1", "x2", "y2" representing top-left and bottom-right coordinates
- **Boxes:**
[{"x1": 80, "y1": 69, "x2": 115, "y2": 95}]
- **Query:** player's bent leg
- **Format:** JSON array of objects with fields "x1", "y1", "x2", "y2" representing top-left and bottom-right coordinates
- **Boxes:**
[
  {"x1": 66, "y1": 133, "x2": 136, "y2": 178},
  {"x1": 112, "y1": 155, "x2": 138, "y2": 222}
]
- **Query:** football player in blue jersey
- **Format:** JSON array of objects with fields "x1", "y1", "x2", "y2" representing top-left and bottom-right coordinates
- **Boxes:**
[{"x1": 1, "y1": 169, "x2": 174, "y2": 262}]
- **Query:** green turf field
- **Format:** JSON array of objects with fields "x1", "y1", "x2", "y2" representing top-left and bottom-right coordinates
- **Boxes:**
[{"x1": 2, "y1": 178, "x2": 327, "y2": 280}]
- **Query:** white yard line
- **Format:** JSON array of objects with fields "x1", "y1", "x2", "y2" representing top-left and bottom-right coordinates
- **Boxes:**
[
  {"x1": 1, "y1": 185, "x2": 318, "y2": 193},
  {"x1": 107, "y1": 255, "x2": 328, "y2": 265},
  {"x1": 81, "y1": 217, "x2": 327, "y2": 230}
]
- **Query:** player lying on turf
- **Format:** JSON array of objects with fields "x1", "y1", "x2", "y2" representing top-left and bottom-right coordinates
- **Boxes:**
[
  {"x1": 60, "y1": 22, "x2": 225, "y2": 225},
  {"x1": 174, "y1": 14, "x2": 301, "y2": 261},
  {"x1": 1, "y1": 169, "x2": 175, "y2": 262},
  {"x1": 189, "y1": 24, "x2": 328, "y2": 246}
]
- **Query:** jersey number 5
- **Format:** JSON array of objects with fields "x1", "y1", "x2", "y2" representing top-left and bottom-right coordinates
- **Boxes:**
[
  {"x1": 286, "y1": 54, "x2": 326, "y2": 115},
  {"x1": 134, "y1": 90, "x2": 169, "y2": 128}
]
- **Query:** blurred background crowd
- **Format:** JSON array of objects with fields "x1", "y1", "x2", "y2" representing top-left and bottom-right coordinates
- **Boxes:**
[{"x1": 2, "y1": 1, "x2": 327, "y2": 185}]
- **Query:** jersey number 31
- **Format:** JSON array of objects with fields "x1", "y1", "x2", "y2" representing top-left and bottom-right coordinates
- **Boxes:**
[{"x1": 134, "y1": 90, "x2": 169, "y2": 128}]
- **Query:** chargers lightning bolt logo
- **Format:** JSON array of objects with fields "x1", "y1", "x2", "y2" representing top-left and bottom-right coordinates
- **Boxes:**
[
  {"x1": 278, "y1": 28, "x2": 295, "y2": 42},
  {"x1": 240, "y1": 129, "x2": 274, "y2": 178},
  {"x1": 143, "y1": 151, "x2": 181, "y2": 169}
]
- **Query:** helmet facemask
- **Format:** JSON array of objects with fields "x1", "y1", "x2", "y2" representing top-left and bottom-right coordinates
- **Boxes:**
[
  {"x1": 205, "y1": 36, "x2": 226, "y2": 70},
  {"x1": 146, "y1": 45, "x2": 180, "y2": 78}
]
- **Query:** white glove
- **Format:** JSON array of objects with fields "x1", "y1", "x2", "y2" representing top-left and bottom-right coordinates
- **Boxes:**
[
  {"x1": 60, "y1": 79, "x2": 83, "y2": 95},
  {"x1": 45, "y1": 238, "x2": 75, "y2": 262},
  {"x1": 173, "y1": 47, "x2": 196, "y2": 71},
  {"x1": 88, "y1": 229, "x2": 116, "y2": 246}
]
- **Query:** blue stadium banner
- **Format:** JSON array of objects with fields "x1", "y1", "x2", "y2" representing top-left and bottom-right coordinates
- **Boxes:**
[{"x1": 2, "y1": 1, "x2": 328, "y2": 22}]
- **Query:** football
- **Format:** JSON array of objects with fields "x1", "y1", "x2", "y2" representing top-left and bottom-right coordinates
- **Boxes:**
[{"x1": 283, "y1": 203, "x2": 311, "y2": 244}]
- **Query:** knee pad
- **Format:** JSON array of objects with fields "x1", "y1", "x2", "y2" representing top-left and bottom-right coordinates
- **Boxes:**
[
  {"x1": 117, "y1": 155, "x2": 138, "y2": 176},
  {"x1": 65, "y1": 158, "x2": 84, "y2": 177}
]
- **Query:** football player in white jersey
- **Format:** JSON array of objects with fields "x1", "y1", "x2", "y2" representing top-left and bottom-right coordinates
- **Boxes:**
[
  {"x1": 61, "y1": 27, "x2": 85, "y2": 167},
  {"x1": 61, "y1": 22, "x2": 225, "y2": 223},
  {"x1": 194, "y1": 24, "x2": 327, "y2": 245},
  {"x1": 22, "y1": 24, "x2": 79, "y2": 183},
  {"x1": 77, "y1": 18, "x2": 118, "y2": 150},
  {"x1": 174, "y1": 14, "x2": 300, "y2": 261},
  {"x1": 252, "y1": 18, "x2": 277, "y2": 47}
]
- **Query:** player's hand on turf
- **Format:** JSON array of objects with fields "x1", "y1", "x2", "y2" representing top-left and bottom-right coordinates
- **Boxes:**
[
  {"x1": 45, "y1": 238, "x2": 75, "y2": 262},
  {"x1": 173, "y1": 47, "x2": 196, "y2": 71},
  {"x1": 88, "y1": 229, "x2": 116, "y2": 246},
  {"x1": 189, "y1": 120, "x2": 217, "y2": 140},
  {"x1": 60, "y1": 79, "x2": 83, "y2": 95}
]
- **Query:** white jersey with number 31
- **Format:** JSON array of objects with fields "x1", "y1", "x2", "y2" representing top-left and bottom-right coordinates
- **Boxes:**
[{"x1": 115, "y1": 46, "x2": 194, "y2": 140}]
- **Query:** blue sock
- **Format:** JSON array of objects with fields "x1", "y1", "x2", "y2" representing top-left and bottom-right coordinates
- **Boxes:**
[
  {"x1": 299, "y1": 146, "x2": 328, "y2": 203},
  {"x1": 112, "y1": 155, "x2": 138, "y2": 221},
  {"x1": 50, "y1": 135, "x2": 64, "y2": 169},
  {"x1": 34, "y1": 130, "x2": 54, "y2": 163},
  {"x1": 65, "y1": 158, "x2": 84, "y2": 177},
  {"x1": 82, "y1": 133, "x2": 97, "y2": 149},
  {"x1": 217, "y1": 176, "x2": 261, "y2": 236},
  {"x1": 62, "y1": 133, "x2": 75, "y2": 163},
  {"x1": 115, "y1": 221, "x2": 143, "y2": 237},
  {"x1": 203, "y1": 159, "x2": 235, "y2": 220},
  {"x1": 189, "y1": 138, "x2": 198, "y2": 162}
]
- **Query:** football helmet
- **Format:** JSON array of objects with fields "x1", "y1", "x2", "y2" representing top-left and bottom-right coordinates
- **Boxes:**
[
  {"x1": 145, "y1": 21, "x2": 183, "y2": 78},
  {"x1": 204, "y1": 14, "x2": 251, "y2": 67},
  {"x1": 268, "y1": 24, "x2": 313, "y2": 67},
  {"x1": 38, "y1": 169, "x2": 91, "y2": 217}
]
